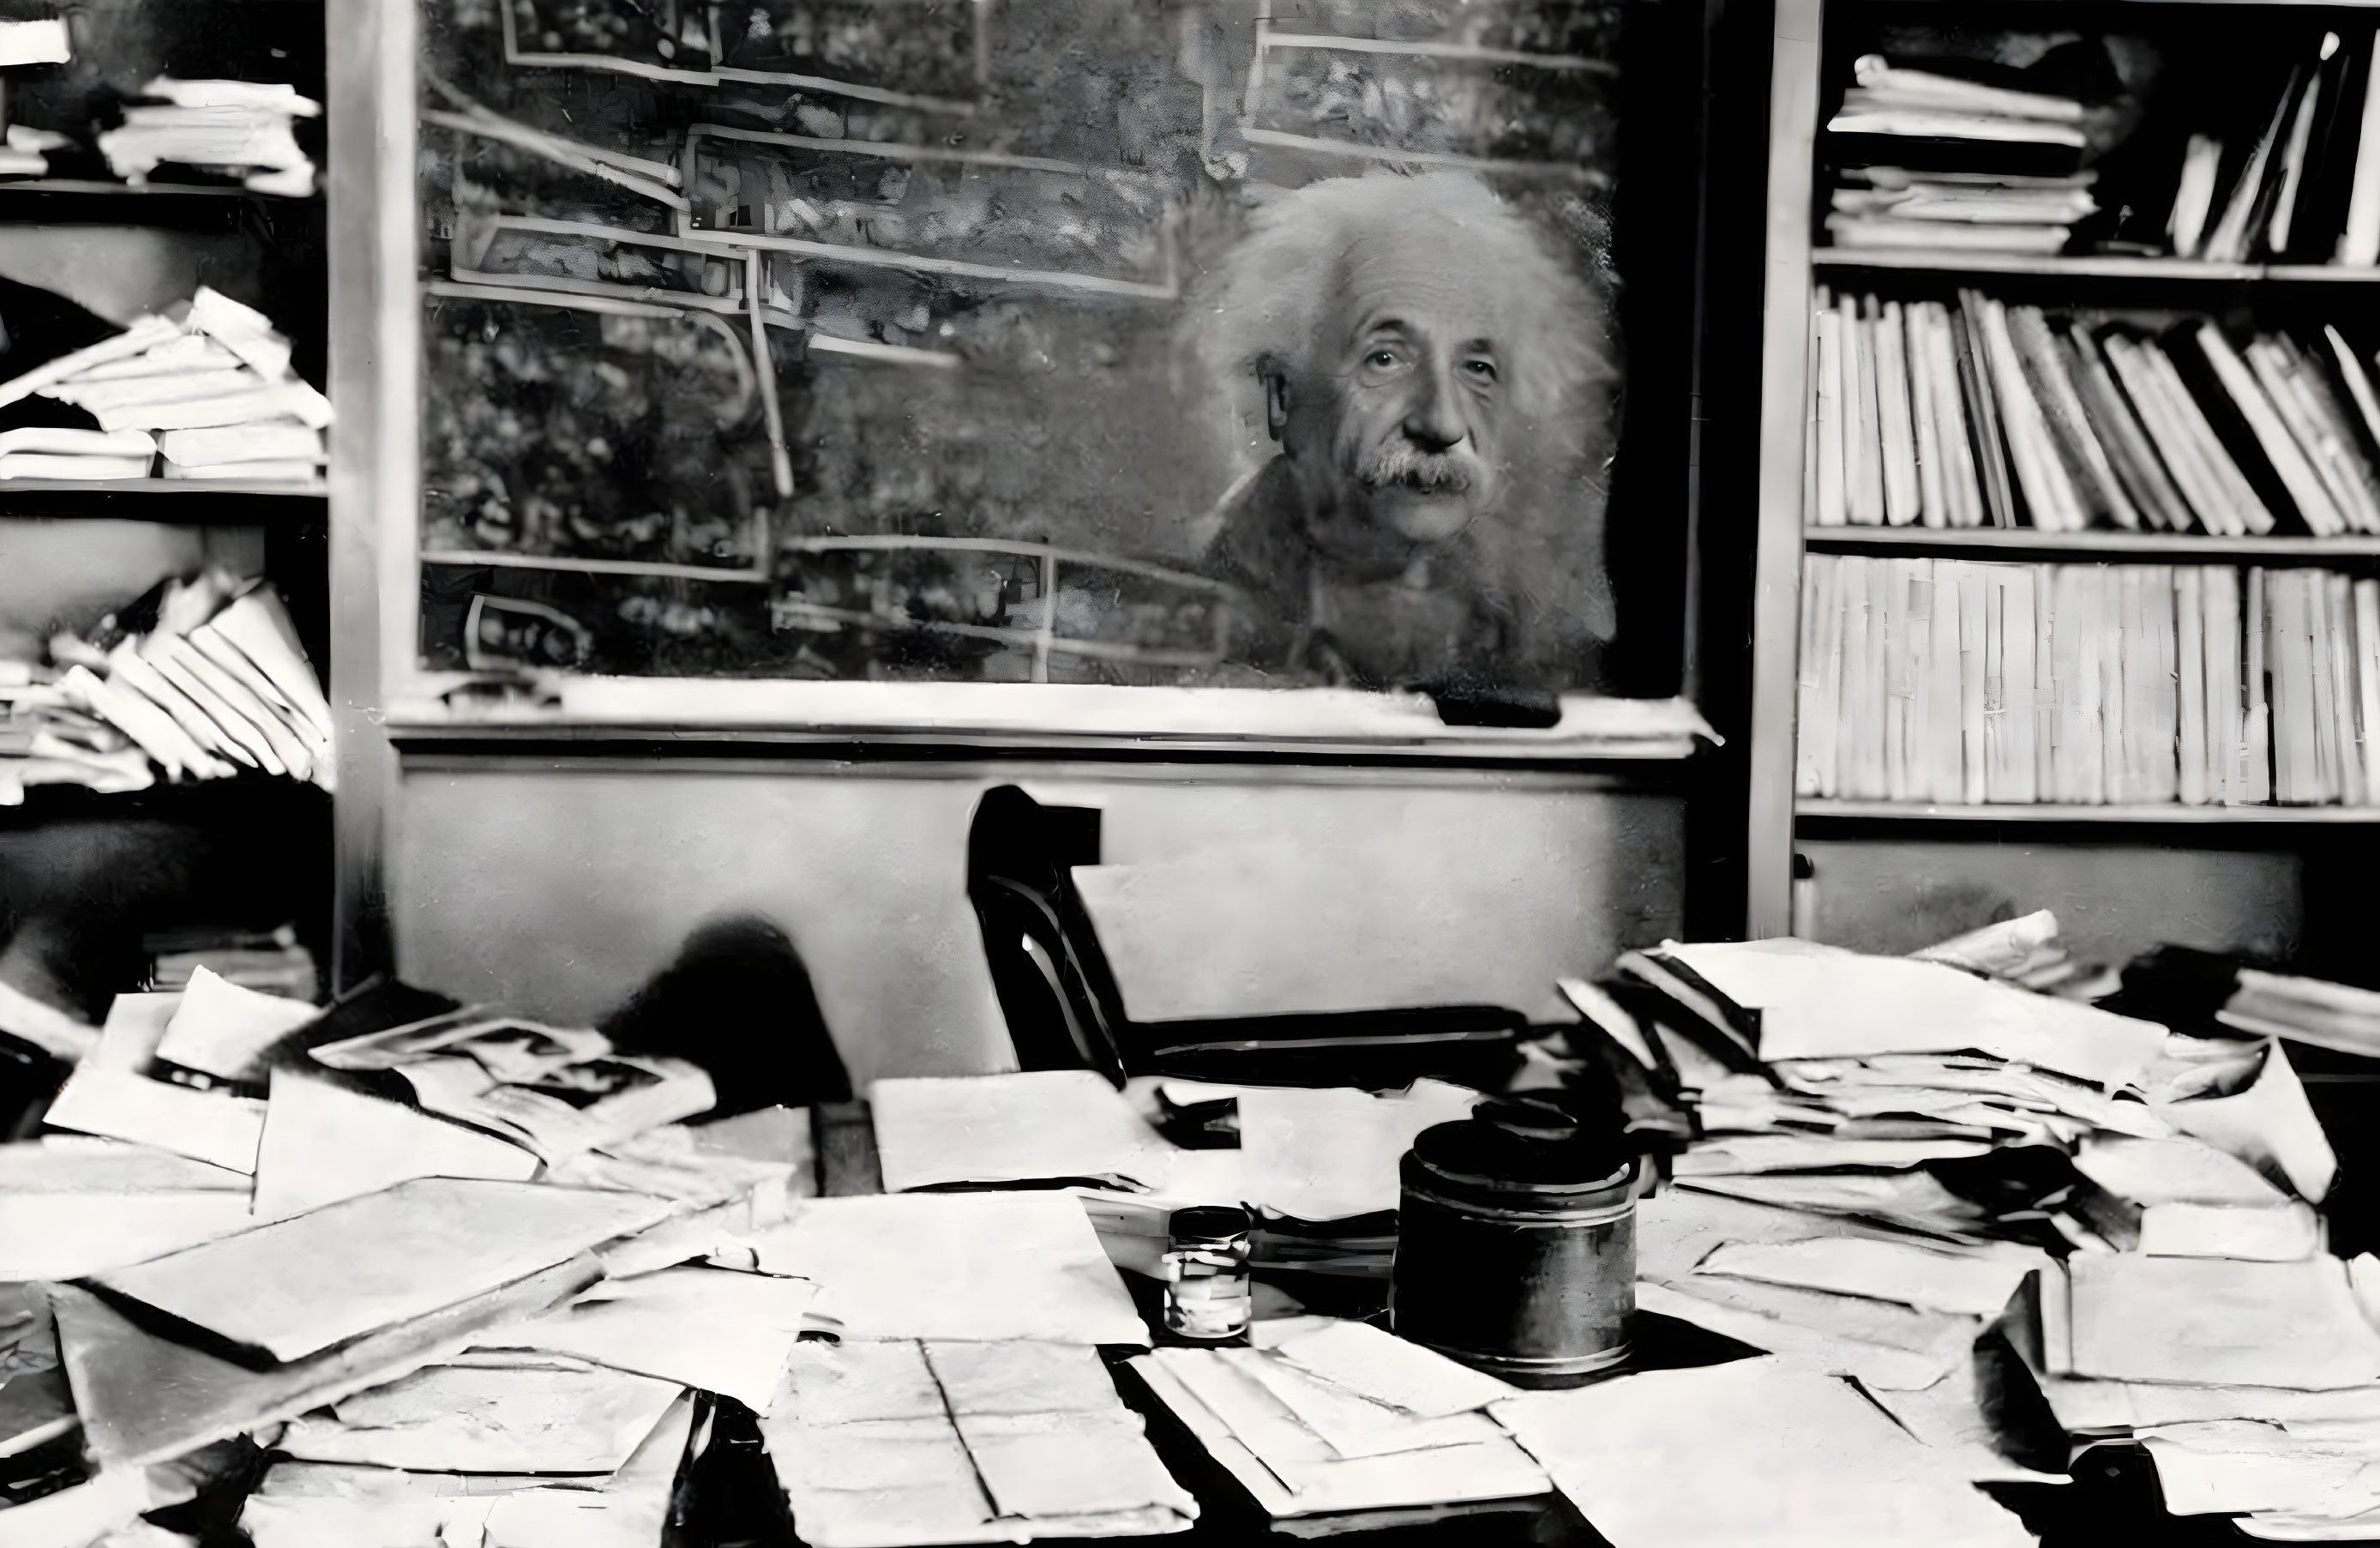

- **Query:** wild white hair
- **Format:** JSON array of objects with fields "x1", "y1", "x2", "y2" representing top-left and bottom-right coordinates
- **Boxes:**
[
  {"x1": 1188, "y1": 171, "x2": 1621, "y2": 656},
  {"x1": 1193, "y1": 171, "x2": 1612, "y2": 436}
]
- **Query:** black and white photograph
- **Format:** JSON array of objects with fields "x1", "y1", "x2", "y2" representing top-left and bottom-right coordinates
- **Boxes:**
[{"x1": 8, "y1": 0, "x2": 2380, "y2": 1545}]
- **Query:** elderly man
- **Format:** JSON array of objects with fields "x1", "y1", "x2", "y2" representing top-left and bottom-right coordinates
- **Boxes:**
[{"x1": 1193, "y1": 172, "x2": 1618, "y2": 691}]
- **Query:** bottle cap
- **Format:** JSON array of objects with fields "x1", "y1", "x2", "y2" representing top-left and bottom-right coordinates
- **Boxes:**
[{"x1": 1169, "y1": 1204, "x2": 1252, "y2": 1242}]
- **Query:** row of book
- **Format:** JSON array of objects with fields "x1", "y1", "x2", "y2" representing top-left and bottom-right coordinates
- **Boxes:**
[
  {"x1": 1824, "y1": 55, "x2": 2095, "y2": 256},
  {"x1": 1800, "y1": 554, "x2": 2380, "y2": 808},
  {"x1": 2171, "y1": 30, "x2": 2380, "y2": 267},
  {"x1": 1806, "y1": 286, "x2": 2380, "y2": 537}
]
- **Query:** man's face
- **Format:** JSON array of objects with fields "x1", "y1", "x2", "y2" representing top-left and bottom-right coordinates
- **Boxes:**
[{"x1": 1278, "y1": 223, "x2": 1509, "y2": 545}]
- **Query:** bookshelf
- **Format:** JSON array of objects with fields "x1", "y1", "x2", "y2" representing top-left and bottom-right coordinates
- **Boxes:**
[
  {"x1": 0, "y1": 0, "x2": 340, "y2": 991},
  {"x1": 1747, "y1": 0, "x2": 2380, "y2": 973}
]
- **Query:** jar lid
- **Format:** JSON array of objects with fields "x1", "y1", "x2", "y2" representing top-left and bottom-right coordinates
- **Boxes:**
[
  {"x1": 1406, "y1": 1099, "x2": 1632, "y2": 1202},
  {"x1": 1169, "y1": 1204, "x2": 1253, "y2": 1242}
]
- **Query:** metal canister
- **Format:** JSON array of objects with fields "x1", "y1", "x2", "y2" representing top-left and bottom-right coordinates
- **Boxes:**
[{"x1": 1389, "y1": 1098, "x2": 1638, "y2": 1387}]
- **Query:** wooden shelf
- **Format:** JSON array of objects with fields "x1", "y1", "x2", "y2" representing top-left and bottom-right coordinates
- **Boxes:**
[
  {"x1": 1803, "y1": 527, "x2": 2380, "y2": 560},
  {"x1": 1812, "y1": 250, "x2": 2380, "y2": 282},
  {"x1": 1798, "y1": 799, "x2": 2380, "y2": 824}
]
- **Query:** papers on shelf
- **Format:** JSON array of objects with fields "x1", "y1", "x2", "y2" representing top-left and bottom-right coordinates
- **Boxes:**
[
  {"x1": 1235, "y1": 1081, "x2": 1481, "y2": 1220},
  {"x1": 99, "y1": 79, "x2": 319, "y2": 195},
  {"x1": 90, "y1": 1178, "x2": 676, "y2": 1364},
  {"x1": 273, "y1": 1358, "x2": 682, "y2": 1474},
  {"x1": 1128, "y1": 1346, "x2": 1548, "y2": 1518},
  {"x1": 728, "y1": 1190, "x2": 1148, "y2": 1345},
  {"x1": 250, "y1": 1069, "x2": 539, "y2": 1220},
  {"x1": 476, "y1": 1266, "x2": 817, "y2": 1413},
  {"x1": 868, "y1": 1069, "x2": 1171, "y2": 1193},
  {"x1": 763, "y1": 1340, "x2": 1194, "y2": 1547},
  {"x1": 0, "y1": 17, "x2": 70, "y2": 66},
  {"x1": 43, "y1": 991, "x2": 267, "y2": 1173},
  {"x1": 1267, "y1": 1318, "x2": 1518, "y2": 1418},
  {"x1": 1491, "y1": 1358, "x2": 2034, "y2": 1548},
  {"x1": 2068, "y1": 1255, "x2": 2380, "y2": 1390},
  {"x1": 152, "y1": 966, "x2": 320, "y2": 1081}
]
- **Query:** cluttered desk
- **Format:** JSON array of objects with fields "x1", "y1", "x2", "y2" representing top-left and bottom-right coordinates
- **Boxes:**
[{"x1": 4, "y1": 899, "x2": 2380, "y2": 1548}]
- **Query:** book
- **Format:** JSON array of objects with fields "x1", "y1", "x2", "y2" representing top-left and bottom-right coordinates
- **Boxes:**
[
  {"x1": 2137, "y1": 335, "x2": 2277, "y2": 535},
  {"x1": 2290, "y1": 33, "x2": 2370, "y2": 264},
  {"x1": 2178, "y1": 566, "x2": 2209, "y2": 805},
  {"x1": 2359, "y1": 577, "x2": 2380, "y2": 804},
  {"x1": 1876, "y1": 300, "x2": 1921, "y2": 527},
  {"x1": 2330, "y1": 569, "x2": 2366, "y2": 803},
  {"x1": 1926, "y1": 557, "x2": 1964, "y2": 802},
  {"x1": 1977, "y1": 298, "x2": 2079, "y2": 530},
  {"x1": 2204, "y1": 70, "x2": 2305, "y2": 264},
  {"x1": 1907, "y1": 306, "x2": 1947, "y2": 528},
  {"x1": 1920, "y1": 303, "x2": 1985, "y2": 527},
  {"x1": 1849, "y1": 297, "x2": 1886, "y2": 525},
  {"x1": 2206, "y1": 567, "x2": 2245, "y2": 805},
  {"x1": 2008, "y1": 305, "x2": 2142, "y2": 531},
  {"x1": 1836, "y1": 554, "x2": 1872, "y2": 797},
  {"x1": 2270, "y1": 51, "x2": 2326, "y2": 256},
  {"x1": 2190, "y1": 323, "x2": 2341, "y2": 535},
  {"x1": 2343, "y1": 27, "x2": 2380, "y2": 264},
  {"x1": 1797, "y1": 557, "x2": 1833, "y2": 798},
  {"x1": 2247, "y1": 567, "x2": 2274, "y2": 804},
  {"x1": 1952, "y1": 295, "x2": 2017, "y2": 527},
  {"x1": 1815, "y1": 297, "x2": 1847, "y2": 527},
  {"x1": 1954, "y1": 561, "x2": 1988, "y2": 803},
  {"x1": 2069, "y1": 327, "x2": 2191, "y2": 533},
  {"x1": 2170, "y1": 135, "x2": 2224, "y2": 260}
]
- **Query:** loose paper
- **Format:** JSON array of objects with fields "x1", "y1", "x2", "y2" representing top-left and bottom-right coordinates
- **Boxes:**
[
  {"x1": 1236, "y1": 1081, "x2": 1481, "y2": 1220},
  {"x1": 1270, "y1": 1318, "x2": 1518, "y2": 1418},
  {"x1": 1491, "y1": 1358, "x2": 2034, "y2": 1547},
  {"x1": 1662, "y1": 937, "x2": 2166, "y2": 1088},
  {"x1": 251, "y1": 1069, "x2": 538, "y2": 1220},
  {"x1": 0, "y1": 1192, "x2": 257, "y2": 1280},
  {"x1": 479, "y1": 1266, "x2": 817, "y2": 1412},
  {"x1": 1223, "y1": 1346, "x2": 1506, "y2": 1459},
  {"x1": 731, "y1": 1192, "x2": 1147, "y2": 1346},
  {"x1": 2070, "y1": 1255, "x2": 2380, "y2": 1390},
  {"x1": 43, "y1": 993, "x2": 266, "y2": 1173},
  {"x1": 150, "y1": 967, "x2": 318, "y2": 1081},
  {"x1": 2160, "y1": 1040, "x2": 2338, "y2": 1204},
  {"x1": 869, "y1": 1070, "x2": 1172, "y2": 1193},
  {"x1": 275, "y1": 1359, "x2": 682, "y2": 1474},
  {"x1": 955, "y1": 1408, "x2": 1196, "y2": 1521},
  {"x1": 92, "y1": 1178, "x2": 676, "y2": 1364},
  {"x1": 1696, "y1": 1237, "x2": 2040, "y2": 1317}
]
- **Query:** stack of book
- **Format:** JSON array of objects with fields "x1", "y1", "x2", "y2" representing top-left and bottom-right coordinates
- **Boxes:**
[
  {"x1": 96, "y1": 77, "x2": 318, "y2": 197},
  {"x1": 1569, "y1": 935, "x2": 2371, "y2": 1532},
  {"x1": 0, "y1": 569, "x2": 335, "y2": 804},
  {"x1": 1799, "y1": 554, "x2": 2380, "y2": 808},
  {"x1": 1824, "y1": 55, "x2": 2093, "y2": 256},
  {"x1": 1807, "y1": 286, "x2": 2380, "y2": 535},
  {"x1": 145, "y1": 925, "x2": 319, "y2": 1003},
  {"x1": 0, "y1": 288, "x2": 331, "y2": 486}
]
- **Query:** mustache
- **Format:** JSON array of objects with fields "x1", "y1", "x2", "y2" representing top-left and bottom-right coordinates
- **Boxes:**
[{"x1": 1355, "y1": 442, "x2": 1481, "y2": 495}]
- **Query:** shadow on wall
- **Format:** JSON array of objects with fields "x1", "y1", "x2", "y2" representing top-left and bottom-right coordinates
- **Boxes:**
[
  {"x1": 599, "y1": 913, "x2": 851, "y2": 1115},
  {"x1": 389, "y1": 769, "x2": 1687, "y2": 1087}
]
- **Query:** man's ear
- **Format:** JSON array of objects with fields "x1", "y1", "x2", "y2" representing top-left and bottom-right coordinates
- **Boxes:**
[{"x1": 1262, "y1": 369, "x2": 1289, "y2": 442}]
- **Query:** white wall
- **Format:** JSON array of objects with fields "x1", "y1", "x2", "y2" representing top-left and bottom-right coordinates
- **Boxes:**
[{"x1": 389, "y1": 762, "x2": 1685, "y2": 1089}]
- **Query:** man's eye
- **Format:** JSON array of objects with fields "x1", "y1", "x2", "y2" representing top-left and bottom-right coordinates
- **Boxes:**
[
  {"x1": 1368, "y1": 351, "x2": 1398, "y2": 369},
  {"x1": 1463, "y1": 359, "x2": 1497, "y2": 380}
]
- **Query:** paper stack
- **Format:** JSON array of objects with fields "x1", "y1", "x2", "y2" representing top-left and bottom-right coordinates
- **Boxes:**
[
  {"x1": 3, "y1": 569, "x2": 336, "y2": 802},
  {"x1": 0, "y1": 288, "x2": 332, "y2": 485},
  {"x1": 145, "y1": 924, "x2": 319, "y2": 1002},
  {"x1": 765, "y1": 1339, "x2": 1196, "y2": 1545},
  {"x1": 1127, "y1": 1316, "x2": 1549, "y2": 1521},
  {"x1": 1569, "y1": 933, "x2": 2365, "y2": 1510},
  {"x1": 1912, "y1": 910, "x2": 2092, "y2": 995},
  {"x1": 1826, "y1": 56, "x2": 2094, "y2": 255},
  {"x1": 98, "y1": 78, "x2": 319, "y2": 197},
  {"x1": 3, "y1": 971, "x2": 831, "y2": 1546}
]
